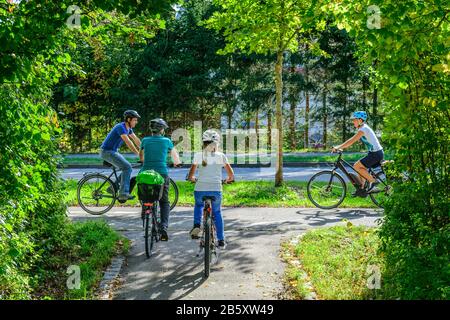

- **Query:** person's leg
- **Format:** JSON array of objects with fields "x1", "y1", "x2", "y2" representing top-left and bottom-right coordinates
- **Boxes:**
[
  {"x1": 159, "y1": 175, "x2": 170, "y2": 232},
  {"x1": 193, "y1": 191, "x2": 204, "y2": 226},
  {"x1": 211, "y1": 192, "x2": 224, "y2": 241},
  {"x1": 354, "y1": 160, "x2": 375, "y2": 187},
  {"x1": 101, "y1": 150, "x2": 133, "y2": 197}
]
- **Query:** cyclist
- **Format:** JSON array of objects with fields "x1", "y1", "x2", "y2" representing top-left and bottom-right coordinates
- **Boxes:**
[
  {"x1": 139, "y1": 118, "x2": 181, "y2": 241},
  {"x1": 332, "y1": 111, "x2": 383, "y2": 196},
  {"x1": 100, "y1": 110, "x2": 141, "y2": 202},
  {"x1": 186, "y1": 129, "x2": 235, "y2": 249}
]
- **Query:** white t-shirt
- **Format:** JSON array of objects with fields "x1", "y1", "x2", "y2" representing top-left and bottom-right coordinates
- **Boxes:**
[
  {"x1": 358, "y1": 124, "x2": 383, "y2": 152},
  {"x1": 193, "y1": 151, "x2": 229, "y2": 192}
]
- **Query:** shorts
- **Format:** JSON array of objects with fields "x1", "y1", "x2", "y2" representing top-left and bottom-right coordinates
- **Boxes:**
[{"x1": 360, "y1": 150, "x2": 384, "y2": 168}]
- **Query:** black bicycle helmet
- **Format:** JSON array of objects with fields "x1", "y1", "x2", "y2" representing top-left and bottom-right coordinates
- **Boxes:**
[
  {"x1": 150, "y1": 118, "x2": 169, "y2": 131},
  {"x1": 123, "y1": 110, "x2": 141, "y2": 120}
]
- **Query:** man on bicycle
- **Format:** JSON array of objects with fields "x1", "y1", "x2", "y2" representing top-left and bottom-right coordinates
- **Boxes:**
[
  {"x1": 100, "y1": 110, "x2": 141, "y2": 202},
  {"x1": 332, "y1": 111, "x2": 383, "y2": 196},
  {"x1": 139, "y1": 118, "x2": 181, "y2": 241}
]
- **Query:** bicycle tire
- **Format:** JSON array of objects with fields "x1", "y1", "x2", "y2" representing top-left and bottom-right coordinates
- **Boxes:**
[
  {"x1": 307, "y1": 170, "x2": 347, "y2": 209},
  {"x1": 169, "y1": 178, "x2": 179, "y2": 211},
  {"x1": 77, "y1": 173, "x2": 116, "y2": 215},
  {"x1": 369, "y1": 171, "x2": 392, "y2": 208},
  {"x1": 145, "y1": 211, "x2": 151, "y2": 258},
  {"x1": 204, "y1": 216, "x2": 212, "y2": 278}
]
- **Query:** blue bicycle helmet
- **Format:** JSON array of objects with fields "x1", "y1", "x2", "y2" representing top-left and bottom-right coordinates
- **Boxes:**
[{"x1": 351, "y1": 111, "x2": 368, "y2": 121}]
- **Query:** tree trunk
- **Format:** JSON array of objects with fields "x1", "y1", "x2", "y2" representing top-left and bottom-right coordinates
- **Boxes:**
[
  {"x1": 372, "y1": 87, "x2": 378, "y2": 131},
  {"x1": 275, "y1": 50, "x2": 284, "y2": 187},
  {"x1": 289, "y1": 79, "x2": 297, "y2": 151},
  {"x1": 304, "y1": 66, "x2": 310, "y2": 149},
  {"x1": 267, "y1": 110, "x2": 272, "y2": 149},
  {"x1": 343, "y1": 79, "x2": 348, "y2": 141},
  {"x1": 322, "y1": 90, "x2": 327, "y2": 150},
  {"x1": 255, "y1": 107, "x2": 259, "y2": 151}
]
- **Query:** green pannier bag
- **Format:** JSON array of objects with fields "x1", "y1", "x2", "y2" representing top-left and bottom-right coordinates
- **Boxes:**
[
  {"x1": 136, "y1": 170, "x2": 164, "y2": 185},
  {"x1": 136, "y1": 170, "x2": 165, "y2": 202}
]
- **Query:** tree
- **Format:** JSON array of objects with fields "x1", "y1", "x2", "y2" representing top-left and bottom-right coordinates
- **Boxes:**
[{"x1": 204, "y1": 0, "x2": 326, "y2": 186}]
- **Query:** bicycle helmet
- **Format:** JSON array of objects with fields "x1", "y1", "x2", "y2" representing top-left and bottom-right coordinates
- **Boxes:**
[
  {"x1": 123, "y1": 110, "x2": 141, "y2": 120},
  {"x1": 202, "y1": 130, "x2": 220, "y2": 143},
  {"x1": 150, "y1": 118, "x2": 169, "y2": 132},
  {"x1": 351, "y1": 111, "x2": 368, "y2": 121}
]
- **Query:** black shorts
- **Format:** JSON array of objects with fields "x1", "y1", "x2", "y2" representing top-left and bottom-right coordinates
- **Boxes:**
[{"x1": 360, "y1": 150, "x2": 384, "y2": 168}]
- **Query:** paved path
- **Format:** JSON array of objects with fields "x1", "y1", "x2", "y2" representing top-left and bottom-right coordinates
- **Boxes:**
[{"x1": 67, "y1": 206, "x2": 382, "y2": 300}]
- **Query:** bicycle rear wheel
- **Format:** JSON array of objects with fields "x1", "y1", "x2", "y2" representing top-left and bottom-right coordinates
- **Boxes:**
[
  {"x1": 369, "y1": 171, "x2": 393, "y2": 208},
  {"x1": 77, "y1": 174, "x2": 116, "y2": 215},
  {"x1": 169, "y1": 178, "x2": 179, "y2": 211},
  {"x1": 204, "y1": 216, "x2": 212, "y2": 278},
  {"x1": 307, "y1": 170, "x2": 347, "y2": 209},
  {"x1": 144, "y1": 210, "x2": 151, "y2": 258}
]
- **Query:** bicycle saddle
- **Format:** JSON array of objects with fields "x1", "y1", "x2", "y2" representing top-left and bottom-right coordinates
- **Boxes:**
[
  {"x1": 202, "y1": 196, "x2": 216, "y2": 202},
  {"x1": 103, "y1": 160, "x2": 113, "y2": 167}
]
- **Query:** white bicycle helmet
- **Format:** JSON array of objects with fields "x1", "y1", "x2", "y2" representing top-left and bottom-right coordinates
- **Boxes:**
[{"x1": 202, "y1": 129, "x2": 220, "y2": 143}]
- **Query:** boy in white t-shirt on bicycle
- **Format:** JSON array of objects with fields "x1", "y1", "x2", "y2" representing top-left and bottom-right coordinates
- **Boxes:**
[
  {"x1": 332, "y1": 111, "x2": 384, "y2": 197},
  {"x1": 186, "y1": 130, "x2": 235, "y2": 249}
]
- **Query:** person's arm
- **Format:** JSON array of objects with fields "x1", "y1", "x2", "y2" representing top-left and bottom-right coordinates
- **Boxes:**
[
  {"x1": 121, "y1": 134, "x2": 140, "y2": 155},
  {"x1": 332, "y1": 131, "x2": 364, "y2": 151},
  {"x1": 187, "y1": 164, "x2": 197, "y2": 182},
  {"x1": 170, "y1": 147, "x2": 181, "y2": 166},
  {"x1": 139, "y1": 149, "x2": 144, "y2": 162},
  {"x1": 129, "y1": 133, "x2": 141, "y2": 150},
  {"x1": 224, "y1": 163, "x2": 235, "y2": 182}
]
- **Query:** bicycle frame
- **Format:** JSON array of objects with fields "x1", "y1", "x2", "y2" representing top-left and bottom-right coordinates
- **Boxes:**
[
  {"x1": 332, "y1": 152, "x2": 387, "y2": 189},
  {"x1": 197, "y1": 199, "x2": 217, "y2": 257}
]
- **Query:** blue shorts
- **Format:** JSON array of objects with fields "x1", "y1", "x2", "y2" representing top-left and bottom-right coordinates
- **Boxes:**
[{"x1": 360, "y1": 150, "x2": 384, "y2": 168}]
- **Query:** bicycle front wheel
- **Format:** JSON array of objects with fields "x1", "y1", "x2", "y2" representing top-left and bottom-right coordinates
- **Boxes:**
[
  {"x1": 204, "y1": 217, "x2": 212, "y2": 278},
  {"x1": 77, "y1": 174, "x2": 116, "y2": 215},
  {"x1": 307, "y1": 170, "x2": 347, "y2": 209},
  {"x1": 169, "y1": 178, "x2": 179, "y2": 211}
]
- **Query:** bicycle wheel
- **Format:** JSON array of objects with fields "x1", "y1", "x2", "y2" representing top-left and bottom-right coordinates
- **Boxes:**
[
  {"x1": 169, "y1": 178, "x2": 179, "y2": 211},
  {"x1": 204, "y1": 216, "x2": 212, "y2": 278},
  {"x1": 144, "y1": 210, "x2": 152, "y2": 258},
  {"x1": 77, "y1": 174, "x2": 116, "y2": 215},
  {"x1": 307, "y1": 170, "x2": 347, "y2": 209},
  {"x1": 369, "y1": 171, "x2": 393, "y2": 208}
]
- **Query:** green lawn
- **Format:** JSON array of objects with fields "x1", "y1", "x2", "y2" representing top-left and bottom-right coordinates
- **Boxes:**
[
  {"x1": 32, "y1": 220, "x2": 130, "y2": 300},
  {"x1": 66, "y1": 179, "x2": 379, "y2": 208},
  {"x1": 282, "y1": 225, "x2": 386, "y2": 300}
]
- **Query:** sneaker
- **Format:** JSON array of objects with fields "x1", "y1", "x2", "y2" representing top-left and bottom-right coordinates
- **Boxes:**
[
  {"x1": 366, "y1": 181, "x2": 380, "y2": 194},
  {"x1": 160, "y1": 229, "x2": 168, "y2": 241},
  {"x1": 118, "y1": 194, "x2": 135, "y2": 202},
  {"x1": 351, "y1": 188, "x2": 368, "y2": 198},
  {"x1": 218, "y1": 240, "x2": 227, "y2": 250},
  {"x1": 190, "y1": 225, "x2": 201, "y2": 239}
]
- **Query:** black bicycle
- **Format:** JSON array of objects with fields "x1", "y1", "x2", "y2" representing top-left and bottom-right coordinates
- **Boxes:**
[
  {"x1": 138, "y1": 183, "x2": 164, "y2": 259},
  {"x1": 306, "y1": 150, "x2": 393, "y2": 209},
  {"x1": 189, "y1": 179, "x2": 234, "y2": 278},
  {"x1": 77, "y1": 161, "x2": 179, "y2": 215}
]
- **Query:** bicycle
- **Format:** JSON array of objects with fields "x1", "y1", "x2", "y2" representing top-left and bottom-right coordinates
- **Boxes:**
[
  {"x1": 137, "y1": 183, "x2": 164, "y2": 259},
  {"x1": 306, "y1": 150, "x2": 393, "y2": 209},
  {"x1": 77, "y1": 160, "x2": 179, "y2": 215},
  {"x1": 188, "y1": 178, "x2": 234, "y2": 278}
]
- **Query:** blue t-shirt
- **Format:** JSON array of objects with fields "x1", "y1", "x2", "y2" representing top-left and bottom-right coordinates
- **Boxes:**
[
  {"x1": 101, "y1": 122, "x2": 133, "y2": 152},
  {"x1": 140, "y1": 135, "x2": 174, "y2": 175}
]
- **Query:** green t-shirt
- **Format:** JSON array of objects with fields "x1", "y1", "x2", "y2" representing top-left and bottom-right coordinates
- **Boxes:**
[{"x1": 140, "y1": 135, "x2": 174, "y2": 175}]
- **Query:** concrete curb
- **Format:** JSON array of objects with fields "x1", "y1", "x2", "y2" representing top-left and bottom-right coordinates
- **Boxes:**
[{"x1": 97, "y1": 255, "x2": 126, "y2": 300}]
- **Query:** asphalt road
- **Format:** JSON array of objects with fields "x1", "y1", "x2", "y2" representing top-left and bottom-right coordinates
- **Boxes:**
[{"x1": 67, "y1": 206, "x2": 383, "y2": 300}]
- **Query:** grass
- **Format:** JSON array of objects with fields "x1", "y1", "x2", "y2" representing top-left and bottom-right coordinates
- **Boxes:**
[
  {"x1": 32, "y1": 220, "x2": 130, "y2": 300},
  {"x1": 65, "y1": 179, "x2": 378, "y2": 208},
  {"x1": 282, "y1": 224, "x2": 386, "y2": 300}
]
